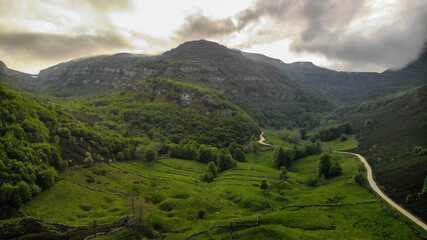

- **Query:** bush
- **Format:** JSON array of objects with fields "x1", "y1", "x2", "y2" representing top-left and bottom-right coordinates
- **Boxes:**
[
  {"x1": 364, "y1": 119, "x2": 373, "y2": 128},
  {"x1": 406, "y1": 194, "x2": 414, "y2": 204},
  {"x1": 202, "y1": 172, "x2": 214, "y2": 183},
  {"x1": 353, "y1": 172, "x2": 365, "y2": 185},
  {"x1": 273, "y1": 146, "x2": 295, "y2": 168},
  {"x1": 207, "y1": 162, "x2": 218, "y2": 177},
  {"x1": 144, "y1": 148, "x2": 157, "y2": 162},
  {"x1": 217, "y1": 150, "x2": 236, "y2": 171},
  {"x1": 279, "y1": 166, "x2": 287, "y2": 180},
  {"x1": 318, "y1": 152, "x2": 332, "y2": 177},
  {"x1": 340, "y1": 133, "x2": 348, "y2": 142},
  {"x1": 233, "y1": 148, "x2": 246, "y2": 162},
  {"x1": 197, "y1": 209, "x2": 206, "y2": 219},
  {"x1": 306, "y1": 176, "x2": 318, "y2": 186},
  {"x1": 328, "y1": 162, "x2": 342, "y2": 177},
  {"x1": 259, "y1": 180, "x2": 268, "y2": 190}
]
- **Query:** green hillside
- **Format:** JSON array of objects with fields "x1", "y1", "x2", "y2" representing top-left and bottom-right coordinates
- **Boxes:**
[{"x1": 345, "y1": 85, "x2": 427, "y2": 221}]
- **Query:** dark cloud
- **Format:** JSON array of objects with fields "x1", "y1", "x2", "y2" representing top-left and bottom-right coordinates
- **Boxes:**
[
  {"x1": 0, "y1": 31, "x2": 133, "y2": 70},
  {"x1": 174, "y1": 0, "x2": 427, "y2": 71},
  {"x1": 175, "y1": 13, "x2": 238, "y2": 41}
]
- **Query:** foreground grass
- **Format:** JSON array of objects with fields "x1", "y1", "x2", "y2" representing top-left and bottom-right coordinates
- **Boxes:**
[{"x1": 20, "y1": 152, "x2": 426, "y2": 239}]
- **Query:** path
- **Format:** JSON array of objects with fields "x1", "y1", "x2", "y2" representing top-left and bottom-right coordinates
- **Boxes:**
[
  {"x1": 337, "y1": 151, "x2": 427, "y2": 231},
  {"x1": 258, "y1": 132, "x2": 275, "y2": 147}
]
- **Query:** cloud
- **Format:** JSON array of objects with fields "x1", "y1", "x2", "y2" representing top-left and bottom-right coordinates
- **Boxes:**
[
  {"x1": 0, "y1": 31, "x2": 133, "y2": 72},
  {"x1": 174, "y1": 13, "x2": 239, "y2": 41},
  {"x1": 173, "y1": 0, "x2": 427, "y2": 71},
  {"x1": 68, "y1": 0, "x2": 133, "y2": 12}
]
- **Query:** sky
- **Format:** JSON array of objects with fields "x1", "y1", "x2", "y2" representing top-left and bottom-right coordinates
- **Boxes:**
[{"x1": 1, "y1": 0, "x2": 426, "y2": 74}]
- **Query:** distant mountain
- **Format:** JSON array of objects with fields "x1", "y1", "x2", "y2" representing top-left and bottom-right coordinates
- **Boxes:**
[
  {"x1": 345, "y1": 85, "x2": 427, "y2": 221},
  {"x1": 15, "y1": 40, "x2": 333, "y2": 128},
  {"x1": 0, "y1": 60, "x2": 38, "y2": 92},
  {"x1": 243, "y1": 47, "x2": 427, "y2": 104}
]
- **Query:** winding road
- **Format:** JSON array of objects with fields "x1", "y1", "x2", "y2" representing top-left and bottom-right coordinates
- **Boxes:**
[
  {"x1": 337, "y1": 152, "x2": 427, "y2": 231},
  {"x1": 257, "y1": 133, "x2": 427, "y2": 231},
  {"x1": 257, "y1": 132, "x2": 276, "y2": 147}
]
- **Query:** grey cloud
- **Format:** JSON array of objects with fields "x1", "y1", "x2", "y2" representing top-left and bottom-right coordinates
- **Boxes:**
[
  {"x1": 68, "y1": 0, "x2": 133, "y2": 12},
  {"x1": 174, "y1": 0, "x2": 427, "y2": 71},
  {"x1": 0, "y1": 31, "x2": 133, "y2": 64},
  {"x1": 175, "y1": 13, "x2": 238, "y2": 41}
]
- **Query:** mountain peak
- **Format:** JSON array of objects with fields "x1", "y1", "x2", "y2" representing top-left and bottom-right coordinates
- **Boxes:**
[
  {"x1": 162, "y1": 39, "x2": 239, "y2": 59},
  {"x1": 0, "y1": 60, "x2": 6, "y2": 74}
]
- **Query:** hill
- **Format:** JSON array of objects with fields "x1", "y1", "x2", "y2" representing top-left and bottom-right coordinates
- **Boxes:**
[
  {"x1": 243, "y1": 46, "x2": 427, "y2": 104},
  {"x1": 344, "y1": 85, "x2": 427, "y2": 221},
  {"x1": 19, "y1": 40, "x2": 333, "y2": 128}
]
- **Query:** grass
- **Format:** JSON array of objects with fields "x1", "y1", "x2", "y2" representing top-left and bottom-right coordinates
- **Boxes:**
[
  {"x1": 19, "y1": 153, "x2": 426, "y2": 239},
  {"x1": 326, "y1": 134, "x2": 358, "y2": 151}
]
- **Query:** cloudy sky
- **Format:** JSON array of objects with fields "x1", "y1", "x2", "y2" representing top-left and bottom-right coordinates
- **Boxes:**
[{"x1": 1, "y1": 0, "x2": 427, "y2": 74}]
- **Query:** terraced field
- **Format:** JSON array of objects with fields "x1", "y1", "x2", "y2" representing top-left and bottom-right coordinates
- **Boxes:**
[{"x1": 20, "y1": 151, "x2": 426, "y2": 239}]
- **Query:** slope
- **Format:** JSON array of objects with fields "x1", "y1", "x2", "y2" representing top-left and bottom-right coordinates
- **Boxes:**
[
  {"x1": 23, "y1": 40, "x2": 333, "y2": 128},
  {"x1": 344, "y1": 85, "x2": 427, "y2": 221},
  {"x1": 243, "y1": 46, "x2": 427, "y2": 104}
]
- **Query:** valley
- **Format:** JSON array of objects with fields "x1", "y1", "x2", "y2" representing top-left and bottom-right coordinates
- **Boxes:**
[
  {"x1": 11, "y1": 135, "x2": 426, "y2": 239},
  {"x1": 0, "y1": 39, "x2": 426, "y2": 239}
]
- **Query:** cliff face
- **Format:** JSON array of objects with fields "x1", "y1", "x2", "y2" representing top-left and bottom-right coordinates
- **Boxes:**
[
  {"x1": 31, "y1": 40, "x2": 332, "y2": 126},
  {"x1": 243, "y1": 47, "x2": 427, "y2": 104}
]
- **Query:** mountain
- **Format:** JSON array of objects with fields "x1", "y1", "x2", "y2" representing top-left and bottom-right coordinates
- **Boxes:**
[
  {"x1": 344, "y1": 85, "x2": 427, "y2": 221},
  {"x1": 243, "y1": 47, "x2": 427, "y2": 104},
  {"x1": 19, "y1": 40, "x2": 332, "y2": 128}
]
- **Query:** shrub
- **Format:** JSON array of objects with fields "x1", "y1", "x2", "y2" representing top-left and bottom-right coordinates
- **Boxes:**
[
  {"x1": 202, "y1": 172, "x2": 214, "y2": 183},
  {"x1": 318, "y1": 152, "x2": 332, "y2": 177},
  {"x1": 306, "y1": 176, "x2": 318, "y2": 186},
  {"x1": 259, "y1": 180, "x2": 268, "y2": 190},
  {"x1": 279, "y1": 166, "x2": 287, "y2": 180},
  {"x1": 328, "y1": 162, "x2": 342, "y2": 177},
  {"x1": 207, "y1": 162, "x2": 218, "y2": 177},
  {"x1": 406, "y1": 194, "x2": 414, "y2": 204},
  {"x1": 340, "y1": 133, "x2": 348, "y2": 142},
  {"x1": 233, "y1": 148, "x2": 246, "y2": 162},
  {"x1": 364, "y1": 119, "x2": 373, "y2": 128},
  {"x1": 197, "y1": 209, "x2": 206, "y2": 219},
  {"x1": 353, "y1": 172, "x2": 365, "y2": 185},
  {"x1": 144, "y1": 148, "x2": 157, "y2": 162}
]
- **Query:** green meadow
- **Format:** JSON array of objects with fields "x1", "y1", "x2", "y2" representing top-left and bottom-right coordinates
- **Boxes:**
[{"x1": 20, "y1": 146, "x2": 426, "y2": 239}]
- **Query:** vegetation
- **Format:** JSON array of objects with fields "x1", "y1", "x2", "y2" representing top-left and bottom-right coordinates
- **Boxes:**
[{"x1": 312, "y1": 122, "x2": 353, "y2": 142}]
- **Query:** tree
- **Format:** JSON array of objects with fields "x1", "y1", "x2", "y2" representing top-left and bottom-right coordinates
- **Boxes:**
[
  {"x1": 144, "y1": 148, "x2": 157, "y2": 162},
  {"x1": 198, "y1": 145, "x2": 217, "y2": 163},
  {"x1": 353, "y1": 172, "x2": 365, "y2": 185},
  {"x1": 289, "y1": 131, "x2": 301, "y2": 143},
  {"x1": 406, "y1": 194, "x2": 414, "y2": 204},
  {"x1": 250, "y1": 141, "x2": 260, "y2": 155},
  {"x1": 279, "y1": 166, "x2": 287, "y2": 180},
  {"x1": 84, "y1": 152, "x2": 94, "y2": 168},
  {"x1": 328, "y1": 162, "x2": 342, "y2": 177},
  {"x1": 0, "y1": 183, "x2": 14, "y2": 204},
  {"x1": 233, "y1": 148, "x2": 246, "y2": 162},
  {"x1": 227, "y1": 142, "x2": 239, "y2": 156},
  {"x1": 207, "y1": 161, "x2": 218, "y2": 177},
  {"x1": 299, "y1": 128, "x2": 308, "y2": 140},
  {"x1": 340, "y1": 133, "x2": 348, "y2": 142},
  {"x1": 318, "y1": 152, "x2": 332, "y2": 177},
  {"x1": 17, "y1": 181, "x2": 32, "y2": 202},
  {"x1": 364, "y1": 119, "x2": 373, "y2": 128},
  {"x1": 203, "y1": 172, "x2": 214, "y2": 182},
  {"x1": 36, "y1": 168, "x2": 57, "y2": 190},
  {"x1": 259, "y1": 179, "x2": 268, "y2": 190},
  {"x1": 273, "y1": 147, "x2": 295, "y2": 168},
  {"x1": 217, "y1": 150, "x2": 236, "y2": 172}
]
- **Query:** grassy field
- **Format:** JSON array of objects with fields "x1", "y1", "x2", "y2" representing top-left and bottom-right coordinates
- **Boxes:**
[
  {"x1": 326, "y1": 134, "x2": 358, "y2": 151},
  {"x1": 19, "y1": 149, "x2": 426, "y2": 239}
]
